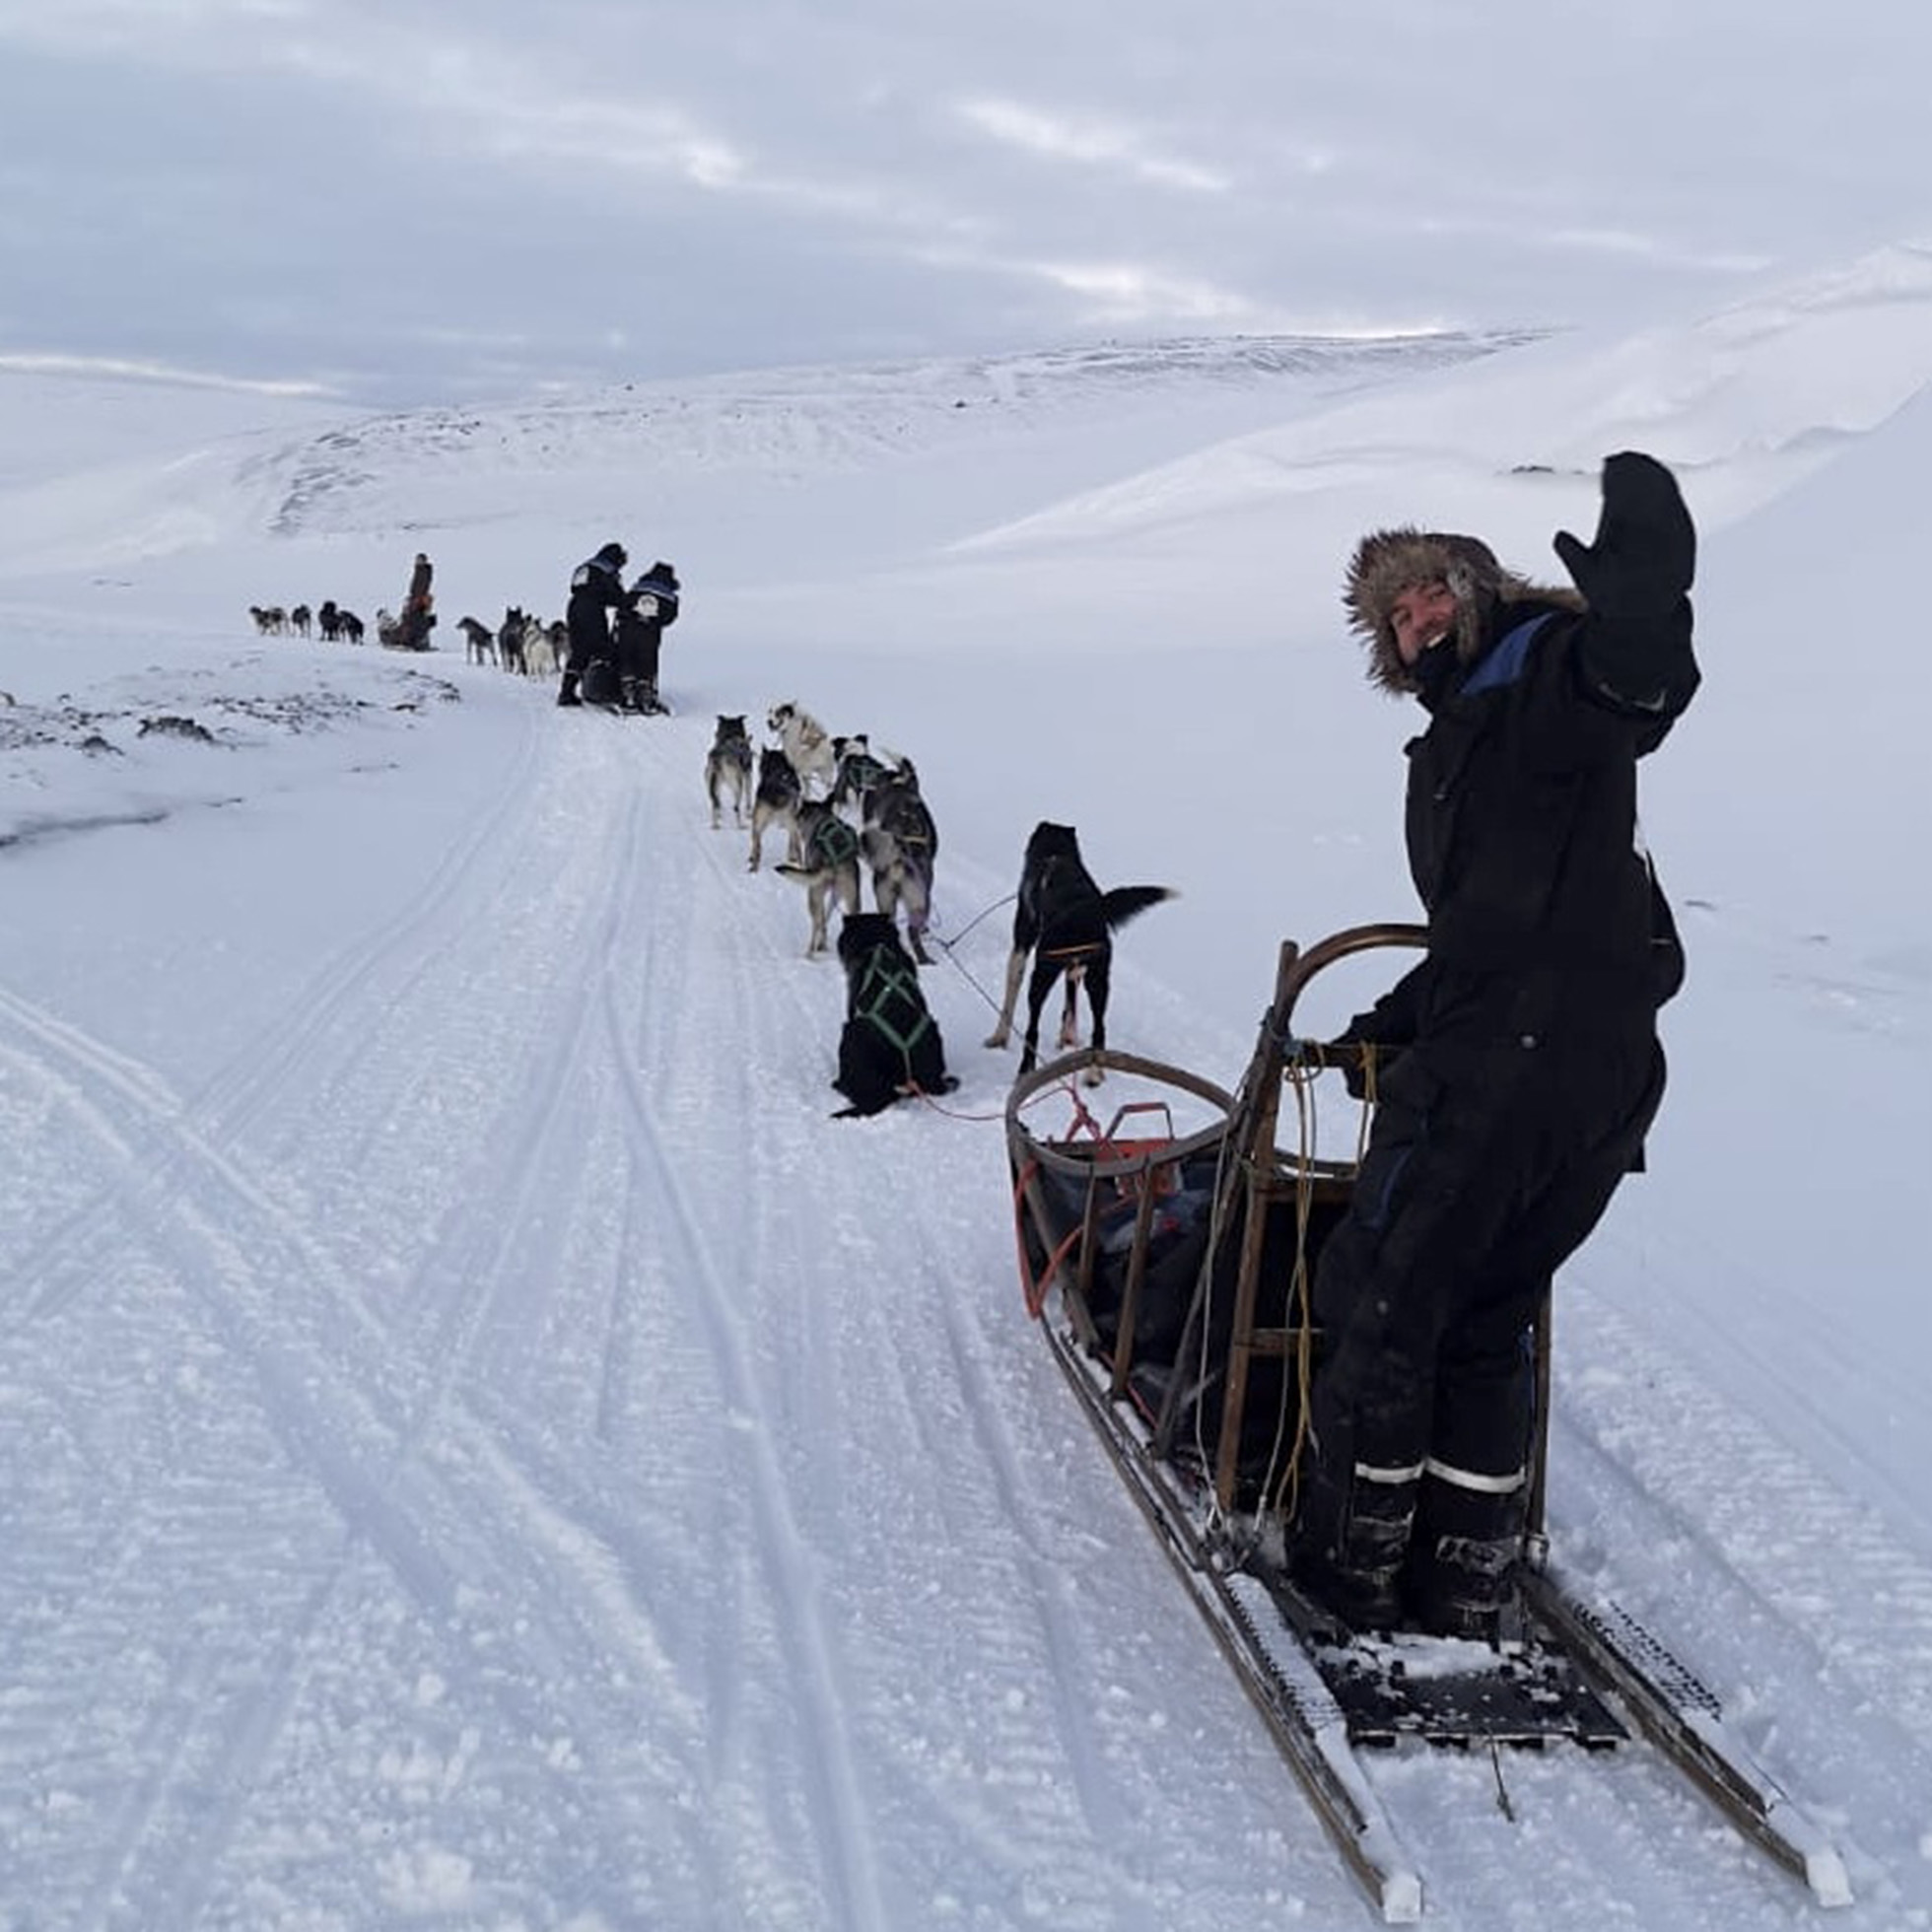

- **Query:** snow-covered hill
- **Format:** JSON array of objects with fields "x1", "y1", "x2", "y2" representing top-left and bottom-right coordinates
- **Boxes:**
[
  {"x1": 1, "y1": 255, "x2": 1930, "y2": 1928},
  {"x1": 0, "y1": 328, "x2": 1534, "y2": 600}
]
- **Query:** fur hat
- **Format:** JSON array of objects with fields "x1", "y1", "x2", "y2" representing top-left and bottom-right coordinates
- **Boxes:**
[{"x1": 1345, "y1": 527, "x2": 1571, "y2": 694}]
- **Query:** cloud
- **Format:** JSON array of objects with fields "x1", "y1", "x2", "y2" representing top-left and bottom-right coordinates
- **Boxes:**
[
  {"x1": 954, "y1": 97, "x2": 1229, "y2": 193},
  {"x1": 0, "y1": 350, "x2": 336, "y2": 396},
  {"x1": 1545, "y1": 228, "x2": 1777, "y2": 275},
  {"x1": 1020, "y1": 258, "x2": 1254, "y2": 325},
  {"x1": 0, "y1": 0, "x2": 314, "y2": 60},
  {"x1": 2, "y1": 0, "x2": 1930, "y2": 404}
]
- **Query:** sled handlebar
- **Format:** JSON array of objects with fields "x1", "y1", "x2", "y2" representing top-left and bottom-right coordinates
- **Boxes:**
[{"x1": 1272, "y1": 923, "x2": 1428, "y2": 1038}]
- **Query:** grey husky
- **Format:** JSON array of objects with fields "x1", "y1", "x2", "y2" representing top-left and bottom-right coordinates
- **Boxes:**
[
  {"x1": 747, "y1": 744, "x2": 803, "y2": 872},
  {"x1": 706, "y1": 715, "x2": 755, "y2": 828},
  {"x1": 860, "y1": 763, "x2": 938, "y2": 965},
  {"x1": 777, "y1": 800, "x2": 863, "y2": 956}
]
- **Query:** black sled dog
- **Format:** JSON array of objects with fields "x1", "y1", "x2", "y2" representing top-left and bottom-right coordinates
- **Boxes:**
[
  {"x1": 831, "y1": 913, "x2": 956, "y2": 1118},
  {"x1": 984, "y1": 821, "x2": 1174, "y2": 1082}
]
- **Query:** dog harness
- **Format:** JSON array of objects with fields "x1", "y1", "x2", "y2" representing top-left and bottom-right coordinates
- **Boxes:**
[
  {"x1": 807, "y1": 813, "x2": 861, "y2": 867},
  {"x1": 854, "y1": 949, "x2": 933, "y2": 1060},
  {"x1": 842, "y1": 752, "x2": 888, "y2": 793}
]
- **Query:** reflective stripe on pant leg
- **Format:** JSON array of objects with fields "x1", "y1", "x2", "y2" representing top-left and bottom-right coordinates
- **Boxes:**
[
  {"x1": 1356, "y1": 1458, "x2": 1426, "y2": 1485},
  {"x1": 1421, "y1": 1456, "x2": 1526, "y2": 1495},
  {"x1": 1411, "y1": 1460, "x2": 1529, "y2": 1628}
]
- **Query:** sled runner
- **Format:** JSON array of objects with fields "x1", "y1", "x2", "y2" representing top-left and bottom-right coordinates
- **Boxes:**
[{"x1": 1005, "y1": 924, "x2": 1852, "y2": 1922}]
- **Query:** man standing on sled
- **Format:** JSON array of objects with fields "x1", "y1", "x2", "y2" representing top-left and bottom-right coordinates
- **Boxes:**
[{"x1": 1289, "y1": 452, "x2": 1699, "y2": 1640}]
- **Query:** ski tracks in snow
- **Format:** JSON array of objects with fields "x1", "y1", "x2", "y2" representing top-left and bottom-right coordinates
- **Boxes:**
[
  {"x1": 1552, "y1": 1264, "x2": 1932, "y2": 1914},
  {"x1": 0, "y1": 701, "x2": 819, "y2": 1925},
  {"x1": 10, "y1": 676, "x2": 1911, "y2": 1927}
]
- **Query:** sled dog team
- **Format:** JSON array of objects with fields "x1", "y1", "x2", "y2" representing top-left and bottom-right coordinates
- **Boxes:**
[
  {"x1": 249, "y1": 596, "x2": 569, "y2": 670},
  {"x1": 708, "y1": 703, "x2": 1173, "y2": 1119},
  {"x1": 249, "y1": 601, "x2": 367, "y2": 646},
  {"x1": 713, "y1": 455, "x2": 1701, "y2": 1659},
  {"x1": 625, "y1": 455, "x2": 1704, "y2": 1657},
  {"x1": 249, "y1": 455, "x2": 1696, "y2": 1652}
]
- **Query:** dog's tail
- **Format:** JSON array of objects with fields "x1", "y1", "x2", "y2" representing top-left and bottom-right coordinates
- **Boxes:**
[{"x1": 1101, "y1": 885, "x2": 1176, "y2": 932}]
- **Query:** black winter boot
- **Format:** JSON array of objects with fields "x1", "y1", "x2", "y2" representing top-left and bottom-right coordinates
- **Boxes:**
[
  {"x1": 557, "y1": 671, "x2": 582, "y2": 708},
  {"x1": 1287, "y1": 1459, "x2": 1418, "y2": 1634},
  {"x1": 1408, "y1": 1463, "x2": 1529, "y2": 1642},
  {"x1": 581, "y1": 658, "x2": 617, "y2": 708}
]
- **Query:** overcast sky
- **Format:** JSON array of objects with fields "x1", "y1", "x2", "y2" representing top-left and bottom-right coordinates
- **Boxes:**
[{"x1": 3, "y1": 0, "x2": 1931, "y2": 409}]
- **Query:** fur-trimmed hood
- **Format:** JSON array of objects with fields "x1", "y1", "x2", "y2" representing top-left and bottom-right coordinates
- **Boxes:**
[{"x1": 1345, "y1": 527, "x2": 1581, "y2": 695}]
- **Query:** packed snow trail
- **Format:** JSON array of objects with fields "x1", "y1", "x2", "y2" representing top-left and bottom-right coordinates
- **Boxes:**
[
  {"x1": 1, "y1": 651, "x2": 1923, "y2": 1927},
  {"x1": 0, "y1": 671, "x2": 1342, "y2": 1929}
]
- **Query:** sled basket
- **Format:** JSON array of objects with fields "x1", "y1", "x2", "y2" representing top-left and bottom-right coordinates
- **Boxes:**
[
  {"x1": 1005, "y1": 1050, "x2": 1234, "y2": 1411},
  {"x1": 1005, "y1": 927, "x2": 1430, "y2": 1516}
]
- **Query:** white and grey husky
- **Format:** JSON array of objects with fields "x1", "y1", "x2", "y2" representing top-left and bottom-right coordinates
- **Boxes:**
[{"x1": 766, "y1": 701, "x2": 839, "y2": 798}]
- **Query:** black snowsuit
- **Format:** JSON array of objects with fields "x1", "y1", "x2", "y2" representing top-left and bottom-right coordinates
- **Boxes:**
[
  {"x1": 565, "y1": 552, "x2": 630, "y2": 686},
  {"x1": 399, "y1": 553, "x2": 435, "y2": 649},
  {"x1": 612, "y1": 563, "x2": 680, "y2": 709},
  {"x1": 1297, "y1": 456, "x2": 1698, "y2": 1635}
]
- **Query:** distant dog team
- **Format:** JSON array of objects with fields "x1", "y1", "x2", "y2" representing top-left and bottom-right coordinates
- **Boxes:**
[{"x1": 243, "y1": 589, "x2": 1177, "y2": 1109}]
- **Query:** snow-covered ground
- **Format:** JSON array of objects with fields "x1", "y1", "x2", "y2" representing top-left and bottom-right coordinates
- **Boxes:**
[{"x1": 3, "y1": 243, "x2": 1930, "y2": 1930}]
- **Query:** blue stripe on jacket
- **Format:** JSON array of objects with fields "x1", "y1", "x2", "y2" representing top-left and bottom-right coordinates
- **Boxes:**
[{"x1": 1460, "y1": 614, "x2": 1552, "y2": 696}]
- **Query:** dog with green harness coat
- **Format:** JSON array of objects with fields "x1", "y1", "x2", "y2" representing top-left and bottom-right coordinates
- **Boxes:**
[
  {"x1": 777, "y1": 799, "x2": 862, "y2": 956},
  {"x1": 830, "y1": 914, "x2": 956, "y2": 1118}
]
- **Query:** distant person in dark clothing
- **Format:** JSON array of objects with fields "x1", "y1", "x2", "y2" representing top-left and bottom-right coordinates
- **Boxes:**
[
  {"x1": 399, "y1": 551, "x2": 436, "y2": 649},
  {"x1": 560, "y1": 541, "x2": 629, "y2": 707},
  {"x1": 612, "y1": 560, "x2": 680, "y2": 715},
  {"x1": 1288, "y1": 452, "x2": 1699, "y2": 1641}
]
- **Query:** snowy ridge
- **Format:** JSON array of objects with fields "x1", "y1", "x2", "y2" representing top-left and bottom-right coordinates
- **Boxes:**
[
  {"x1": 960, "y1": 242, "x2": 1932, "y2": 553},
  {"x1": 0, "y1": 328, "x2": 1531, "y2": 586},
  {"x1": 264, "y1": 330, "x2": 1540, "y2": 509}
]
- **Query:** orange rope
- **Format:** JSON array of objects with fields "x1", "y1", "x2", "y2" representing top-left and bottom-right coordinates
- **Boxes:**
[
  {"x1": 906, "y1": 1084, "x2": 1006, "y2": 1123},
  {"x1": 1007, "y1": 1071, "x2": 1165, "y2": 1320},
  {"x1": 1009, "y1": 1156, "x2": 1085, "y2": 1319}
]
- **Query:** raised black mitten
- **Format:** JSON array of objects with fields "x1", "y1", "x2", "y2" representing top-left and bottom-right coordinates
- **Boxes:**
[
  {"x1": 1552, "y1": 451, "x2": 1694, "y2": 617},
  {"x1": 1556, "y1": 452, "x2": 1698, "y2": 713}
]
